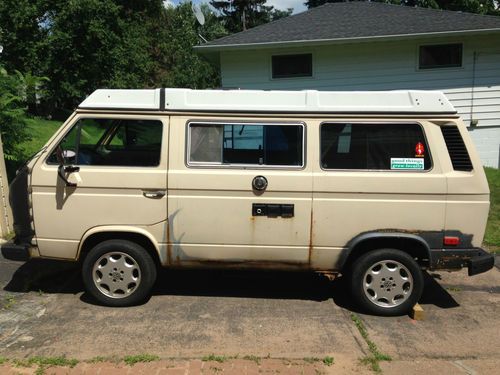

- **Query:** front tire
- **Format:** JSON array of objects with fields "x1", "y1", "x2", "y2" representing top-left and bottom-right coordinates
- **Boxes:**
[
  {"x1": 350, "y1": 249, "x2": 423, "y2": 316},
  {"x1": 82, "y1": 240, "x2": 157, "y2": 307}
]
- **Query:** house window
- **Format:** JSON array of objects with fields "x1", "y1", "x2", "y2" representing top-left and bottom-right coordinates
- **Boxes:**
[
  {"x1": 419, "y1": 44, "x2": 462, "y2": 69},
  {"x1": 188, "y1": 122, "x2": 304, "y2": 167},
  {"x1": 320, "y1": 123, "x2": 431, "y2": 170},
  {"x1": 272, "y1": 54, "x2": 312, "y2": 79}
]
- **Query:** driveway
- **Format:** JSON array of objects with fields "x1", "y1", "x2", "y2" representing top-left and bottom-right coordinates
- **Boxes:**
[{"x1": 0, "y1": 252, "x2": 499, "y2": 374}]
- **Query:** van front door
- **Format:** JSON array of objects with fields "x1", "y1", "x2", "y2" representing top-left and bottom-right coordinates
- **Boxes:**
[
  {"x1": 167, "y1": 117, "x2": 313, "y2": 267},
  {"x1": 31, "y1": 115, "x2": 168, "y2": 259}
]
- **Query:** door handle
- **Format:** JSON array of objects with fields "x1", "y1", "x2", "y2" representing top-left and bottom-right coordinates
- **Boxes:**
[{"x1": 143, "y1": 190, "x2": 165, "y2": 199}]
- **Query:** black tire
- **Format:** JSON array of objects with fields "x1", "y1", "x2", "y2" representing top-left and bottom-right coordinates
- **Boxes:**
[
  {"x1": 82, "y1": 239, "x2": 157, "y2": 307},
  {"x1": 350, "y1": 248, "x2": 424, "y2": 316}
]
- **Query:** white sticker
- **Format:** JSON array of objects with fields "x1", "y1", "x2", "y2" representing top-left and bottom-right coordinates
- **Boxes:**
[{"x1": 390, "y1": 158, "x2": 424, "y2": 170}]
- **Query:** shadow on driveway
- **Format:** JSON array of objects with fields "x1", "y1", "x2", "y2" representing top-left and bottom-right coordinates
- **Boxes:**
[{"x1": 3, "y1": 258, "x2": 459, "y2": 313}]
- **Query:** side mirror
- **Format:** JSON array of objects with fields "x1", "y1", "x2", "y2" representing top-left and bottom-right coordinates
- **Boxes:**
[
  {"x1": 56, "y1": 146, "x2": 79, "y2": 187},
  {"x1": 56, "y1": 146, "x2": 65, "y2": 165}
]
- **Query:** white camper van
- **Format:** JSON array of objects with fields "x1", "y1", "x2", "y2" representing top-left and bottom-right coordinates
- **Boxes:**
[{"x1": 2, "y1": 89, "x2": 494, "y2": 316}]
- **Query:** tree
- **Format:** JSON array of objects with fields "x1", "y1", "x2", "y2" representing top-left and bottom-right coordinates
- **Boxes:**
[
  {"x1": 0, "y1": 1, "x2": 230, "y2": 117},
  {"x1": 152, "y1": 2, "x2": 228, "y2": 88},
  {"x1": 210, "y1": 0, "x2": 292, "y2": 33},
  {"x1": 0, "y1": 0, "x2": 48, "y2": 76},
  {"x1": 0, "y1": 67, "x2": 32, "y2": 162}
]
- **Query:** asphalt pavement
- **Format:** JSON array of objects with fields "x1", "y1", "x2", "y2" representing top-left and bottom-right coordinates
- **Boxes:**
[{"x1": 0, "y1": 251, "x2": 499, "y2": 374}]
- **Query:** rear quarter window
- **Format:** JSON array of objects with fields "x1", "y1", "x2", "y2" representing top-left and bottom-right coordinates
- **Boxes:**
[{"x1": 320, "y1": 123, "x2": 432, "y2": 171}]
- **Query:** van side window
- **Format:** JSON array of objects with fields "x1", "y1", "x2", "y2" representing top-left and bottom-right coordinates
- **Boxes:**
[
  {"x1": 188, "y1": 123, "x2": 304, "y2": 167},
  {"x1": 321, "y1": 123, "x2": 431, "y2": 170},
  {"x1": 47, "y1": 118, "x2": 163, "y2": 167}
]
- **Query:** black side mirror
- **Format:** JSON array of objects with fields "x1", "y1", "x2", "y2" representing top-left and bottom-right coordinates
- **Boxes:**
[{"x1": 56, "y1": 146, "x2": 79, "y2": 187}]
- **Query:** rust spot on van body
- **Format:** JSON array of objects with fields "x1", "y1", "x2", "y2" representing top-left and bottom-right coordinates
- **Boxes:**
[
  {"x1": 308, "y1": 209, "x2": 314, "y2": 264},
  {"x1": 166, "y1": 221, "x2": 172, "y2": 265},
  {"x1": 167, "y1": 259, "x2": 310, "y2": 271}
]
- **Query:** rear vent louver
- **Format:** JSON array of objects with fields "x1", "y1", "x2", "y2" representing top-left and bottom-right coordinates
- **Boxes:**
[{"x1": 440, "y1": 126, "x2": 473, "y2": 171}]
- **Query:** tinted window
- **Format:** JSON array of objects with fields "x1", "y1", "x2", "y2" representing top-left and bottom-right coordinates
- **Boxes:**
[
  {"x1": 48, "y1": 118, "x2": 163, "y2": 167},
  {"x1": 272, "y1": 54, "x2": 312, "y2": 79},
  {"x1": 419, "y1": 44, "x2": 462, "y2": 69},
  {"x1": 189, "y1": 123, "x2": 303, "y2": 167},
  {"x1": 321, "y1": 123, "x2": 431, "y2": 170}
]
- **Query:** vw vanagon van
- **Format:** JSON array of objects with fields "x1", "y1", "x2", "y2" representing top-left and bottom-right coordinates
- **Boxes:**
[{"x1": 2, "y1": 89, "x2": 494, "y2": 316}]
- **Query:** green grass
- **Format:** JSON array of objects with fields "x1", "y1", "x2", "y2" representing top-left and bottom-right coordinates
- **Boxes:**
[
  {"x1": 322, "y1": 356, "x2": 334, "y2": 366},
  {"x1": 484, "y1": 167, "x2": 500, "y2": 253},
  {"x1": 2, "y1": 295, "x2": 17, "y2": 310},
  {"x1": 22, "y1": 117, "x2": 62, "y2": 157},
  {"x1": 351, "y1": 314, "x2": 391, "y2": 373},
  {"x1": 202, "y1": 354, "x2": 237, "y2": 363},
  {"x1": 123, "y1": 354, "x2": 160, "y2": 366},
  {"x1": 0, "y1": 357, "x2": 7, "y2": 365},
  {"x1": 242, "y1": 355, "x2": 260, "y2": 364}
]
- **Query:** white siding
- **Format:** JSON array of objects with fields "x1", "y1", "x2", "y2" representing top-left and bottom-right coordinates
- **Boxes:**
[
  {"x1": 469, "y1": 126, "x2": 500, "y2": 168},
  {"x1": 220, "y1": 34, "x2": 500, "y2": 167}
]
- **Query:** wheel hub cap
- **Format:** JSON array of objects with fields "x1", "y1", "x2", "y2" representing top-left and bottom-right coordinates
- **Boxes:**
[
  {"x1": 92, "y1": 252, "x2": 141, "y2": 299},
  {"x1": 362, "y1": 260, "x2": 414, "y2": 308}
]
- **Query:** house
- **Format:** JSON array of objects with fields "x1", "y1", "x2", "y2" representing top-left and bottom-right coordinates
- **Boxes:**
[{"x1": 195, "y1": 2, "x2": 500, "y2": 168}]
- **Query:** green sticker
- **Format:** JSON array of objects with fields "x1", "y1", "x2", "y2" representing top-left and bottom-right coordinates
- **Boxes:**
[{"x1": 390, "y1": 158, "x2": 424, "y2": 170}]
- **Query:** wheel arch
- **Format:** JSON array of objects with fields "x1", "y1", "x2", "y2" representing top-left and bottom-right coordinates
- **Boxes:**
[
  {"x1": 339, "y1": 232, "x2": 431, "y2": 271},
  {"x1": 77, "y1": 226, "x2": 163, "y2": 267}
]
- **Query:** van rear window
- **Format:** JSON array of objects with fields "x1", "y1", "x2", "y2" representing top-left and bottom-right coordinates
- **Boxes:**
[
  {"x1": 321, "y1": 123, "x2": 431, "y2": 171},
  {"x1": 188, "y1": 122, "x2": 304, "y2": 167}
]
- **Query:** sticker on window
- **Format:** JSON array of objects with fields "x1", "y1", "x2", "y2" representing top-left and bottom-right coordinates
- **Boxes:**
[{"x1": 390, "y1": 158, "x2": 425, "y2": 170}]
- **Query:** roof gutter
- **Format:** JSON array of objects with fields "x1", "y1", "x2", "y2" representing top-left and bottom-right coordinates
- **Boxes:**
[{"x1": 195, "y1": 28, "x2": 500, "y2": 53}]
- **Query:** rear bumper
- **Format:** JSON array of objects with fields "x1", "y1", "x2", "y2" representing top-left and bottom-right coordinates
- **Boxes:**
[
  {"x1": 430, "y1": 248, "x2": 495, "y2": 276},
  {"x1": 1, "y1": 243, "x2": 30, "y2": 262}
]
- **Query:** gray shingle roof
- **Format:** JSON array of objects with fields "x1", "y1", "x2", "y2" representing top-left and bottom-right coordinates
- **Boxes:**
[{"x1": 197, "y1": 2, "x2": 500, "y2": 49}]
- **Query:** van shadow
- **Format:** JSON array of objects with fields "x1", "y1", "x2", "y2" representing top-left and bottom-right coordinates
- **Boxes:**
[{"x1": 4, "y1": 259, "x2": 459, "y2": 312}]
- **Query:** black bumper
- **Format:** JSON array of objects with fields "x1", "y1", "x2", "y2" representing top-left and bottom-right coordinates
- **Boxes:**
[
  {"x1": 1, "y1": 243, "x2": 30, "y2": 262},
  {"x1": 430, "y1": 248, "x2": 495, "y2": 276}
]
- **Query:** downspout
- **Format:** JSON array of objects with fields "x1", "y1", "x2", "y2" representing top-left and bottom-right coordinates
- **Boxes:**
[{"x1": 469, "y1": 51, "x2": 478, "y2": 127}]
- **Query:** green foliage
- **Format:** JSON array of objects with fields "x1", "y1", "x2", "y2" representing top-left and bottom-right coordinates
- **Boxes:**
[
  {"x1": 123, "y1": 354, "x2": 160, "y2": 365},
  {"x1": 0, "y1": 67, "x2": 31, "y2": 161},
  {"x1": 158, "y1": 3, "x2": 227, "y2": 89},
  {"x1": 202, "y1": 354, "x2": 236, "y2": 362},
  {"x1": 0, "y1": 1, "x2": 227, "y2": 118},
  {"x1": 484, "y1": 167, "x2": 500, "y2": 252},
  {"x1": 210, "y1": 0, "x2": 292, "y2": 33},
  {"x1": 13, "y1": 356, "x2": 78, "y2": 368},
  {"x1": 242, "y1": 355, "x2": 261, "y2": 364},
  {"x1": 351, "y1": 314, "x2": 391, "y2": 373},
  {"x1": 322, "y1": 356, "x2": 334, "y2": 366}
]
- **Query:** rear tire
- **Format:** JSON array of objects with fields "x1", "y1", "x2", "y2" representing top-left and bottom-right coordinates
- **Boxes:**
[
  {"x1": 350, "y1": 248, "x2": 423, "y2": 316},
  {"x1": 82, "y1": 239, "x2": 157, "y2": 307}
]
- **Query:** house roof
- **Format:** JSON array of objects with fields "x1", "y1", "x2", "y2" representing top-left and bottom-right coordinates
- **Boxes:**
[{"x1": 196, "y1": 2, "x2": 500, "y2": 51}]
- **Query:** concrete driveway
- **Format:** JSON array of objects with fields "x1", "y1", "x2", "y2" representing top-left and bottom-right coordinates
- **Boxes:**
[{"x1": 0, "y1": 252, "x2": 499, "y2": 374}]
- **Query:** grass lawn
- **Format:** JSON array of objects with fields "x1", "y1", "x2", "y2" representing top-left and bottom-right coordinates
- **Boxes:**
[
  {"x1": 22, "y1": 117, "x2": 62, "y2": 157},
  {"x1": 484, "y1": 167, "x2": 500, "y2": 253},
  {"x1": 8, "y1": 117, "x2": 500, "y2": 252}
]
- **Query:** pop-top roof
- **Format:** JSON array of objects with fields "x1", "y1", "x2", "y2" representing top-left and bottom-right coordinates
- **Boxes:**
[{"x1": 78, "y1": 88, "x2": 456, "y2": 114}]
